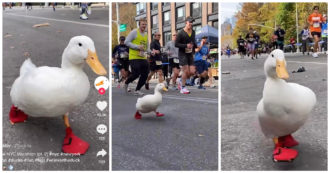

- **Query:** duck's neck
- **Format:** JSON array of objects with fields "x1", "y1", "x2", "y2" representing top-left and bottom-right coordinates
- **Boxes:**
[
  {"x1": 61, "y1": 50, "x2": 84, "y2": 70},
  {"x1": 154, "y1": 89, "x2": 162, "y2": 96}
]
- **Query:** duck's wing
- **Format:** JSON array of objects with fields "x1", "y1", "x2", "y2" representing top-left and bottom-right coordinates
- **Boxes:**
[
  {"x1": 20, "y1": 58, "x2": 36, "y2": 76},
  {"x1": 10, "y1": 66, "x2": 88, "y2": 116},
  {"x1": 136, "y1": 95, "x2": 160, "y2": 112}
]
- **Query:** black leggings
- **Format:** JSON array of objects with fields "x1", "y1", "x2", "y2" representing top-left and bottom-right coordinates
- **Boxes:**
[{"x1": 125, "y1": 59, "x2": 150, "y2": 91}]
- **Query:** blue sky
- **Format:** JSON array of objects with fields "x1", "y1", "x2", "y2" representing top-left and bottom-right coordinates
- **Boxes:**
[{"x1": 221, "y1": 3, "x2": 241, "y2": 24}]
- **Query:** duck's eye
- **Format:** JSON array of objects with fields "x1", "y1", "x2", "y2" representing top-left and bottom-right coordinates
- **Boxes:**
[
  {"x1": 271, "y1": 54, "x2": 274, "y2": 58},
  {"x1": 78, "y1": 43, "x2": 82, "y2": 47}
]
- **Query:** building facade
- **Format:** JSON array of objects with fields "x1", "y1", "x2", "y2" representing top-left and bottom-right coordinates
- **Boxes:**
[{"x1": 135, "y1": 2, "x2": 218, "y2": 46}]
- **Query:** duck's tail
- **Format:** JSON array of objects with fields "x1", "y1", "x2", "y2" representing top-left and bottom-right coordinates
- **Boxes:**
[{"x1": 20, "y1": 58, "x2": 36, "y2": 76}]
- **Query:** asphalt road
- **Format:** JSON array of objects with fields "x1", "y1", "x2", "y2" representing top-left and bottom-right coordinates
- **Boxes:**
[
  {"x1": 221, "y1": 53, "x2": 327, "y2": 170},
  {"x1": 3, "y1": 7, "x2": 109, "y2": 171},
  {"x1": 112, "y1": 83, "x2": 218, "y2": 170}
]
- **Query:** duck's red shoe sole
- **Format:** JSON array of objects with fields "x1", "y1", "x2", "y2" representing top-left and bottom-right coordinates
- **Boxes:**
[
  {"x1": 273, "y1": 147, "x2": 298, "y2": 162},
  {"x1": 62, "y1": 127, "x2": 89, "y2": 154},
  {"x1": 135, "y1": 111, "x2": 142, "y2": 119},
  {"x1": 9, "y1": 105, "x2": 28, "y2": 124},
  {"x1": 156, "y1": 112, "x2": 164, "y2": 117}
]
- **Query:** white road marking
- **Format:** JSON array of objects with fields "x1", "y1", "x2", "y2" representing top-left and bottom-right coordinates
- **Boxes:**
[
  {"x1": 287, "y1": 60, "x2": 327, "y2": 65},
  {"x1": 163, "y1": 95, "x2": 218, "y2": 104},
  {"x1": 5, "y1": 13, "x2": 109, "y2": 28}
]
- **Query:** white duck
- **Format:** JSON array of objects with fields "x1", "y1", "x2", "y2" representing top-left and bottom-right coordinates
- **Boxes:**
[
  {"x1": 9, "y1": 35, "x2": 107, "y2": 154},
  {"x1": 257, "y1": 49, "x2": 316, "y2": 162},
  {"x1": 135, "y1": 83, "x2": 168, "y2": 119}
]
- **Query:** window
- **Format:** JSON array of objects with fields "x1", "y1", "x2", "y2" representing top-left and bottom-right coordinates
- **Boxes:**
[
  {"x1": 151, "y1": 2, "x2": 158, "y2": 11},
  {"x1": 152, "y1": 15, "x2": 158, "y2": 28},
  {"x1": 163, "y1": 11, "x2": 171, "y2": 25},
  {"x1": 191, "y1": 3, "x2": 201, "y2": 18},
  {"x1": 212, "y1": 3, "x2": 218, "y2": 13},
  {"x1": 193, "y1": 25, "x2": 202, "y2": 35},
  {"x1": 136, "y1": 3, "x2": 146, "y2": 15},
  {"x1": 163, "y1": 2, "x2": 171, "y2": 6},
  {"x1": 212, "y1": 21, "x2": 218, "y2": 29},
  {"x1": 176, "y1": 7, "x2": 185, "y2": 22},
  {"x1": 164, "y1": 32, "x2": 172, "y2": 45}
]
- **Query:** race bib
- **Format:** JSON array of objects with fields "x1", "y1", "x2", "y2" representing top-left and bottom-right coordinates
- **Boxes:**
[
  {"x1": 156, "y1": 61, "x2": 162, "y2": 65},
  {"x1": 185, "y1": 48, "x2": 192, "y2": 53},
  {"x1": 239, "y1": 43, "x2": 244, "y2": 46},
  {"x1": 202, "y1": 56, "x2": 207, "y2": 60},
  {"x1": 313, "y1": 22, "x2": 320, "y2": 28},
  {"x1": 324, "y1": 30, "x2": 328, "y2": 34},
  {"x1": 173, "y1": 58, "x2": 179, "y2": 63},
  {"x1": 120, "y1": 53, "x2": 128, "y2": 59}
]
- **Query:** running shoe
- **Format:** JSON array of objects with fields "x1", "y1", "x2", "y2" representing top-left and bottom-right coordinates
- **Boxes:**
[
  {"x1": 171, "y1": 85, "x2": 178, "y2": 90},
  {"x1": 180, "y1": 87, "x2": 190, "y2": 94},
  {"x1": 145, "y1": 83, "x2": 150, "y2": 90},
  {"x1": 134, "y1": 90, "x2": 144, "y2": 96},
  {"x1": 312, "y1": 52, "x2": 318, "y2": 58},
  {"x1": 198, "y1": 86, "x2": 206, "y2": 90},
  {"x1": 124, "y1": 84, "x2": 129, "y2": 93}
]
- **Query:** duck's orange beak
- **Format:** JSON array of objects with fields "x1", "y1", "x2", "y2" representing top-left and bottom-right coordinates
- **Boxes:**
[
  {"x1": 276, "y1": 59, "x2": 289, "y2": 80},
  {"x1": 163, "y1": 87, "x2": 168, "y2": 92},
  {"x1": 86, "y1": 49, "x2": 107, "y2": 75}
]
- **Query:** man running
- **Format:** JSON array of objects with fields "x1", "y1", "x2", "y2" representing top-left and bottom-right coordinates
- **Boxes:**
[
  {"x1": 124, "y1": 18, "x2": 149, "y2": 96},
  {"x1": 237, "y1": 35, "x2": 245, "y2": 59},
  {"x1": 193, "y1": 36, "x2": 209, "y2": 90},
  {"x1": 308, "y1": 6, "x2": 325, "y2": 58},
  {"x1": 145, "y1": 32, "x2": 163, "y2": 90},
  {"x1": 321, "y1": 14, "x2": 327, "y2": 54},
  {"x1": 245, "y1": 28, "x2": 256, "y2": 59},
  {"x1": 274, "y1": 25, "x2": 285, "y2": 50},
  {"x1": 112, "y1": 36, "x2": 129, "y2": 88},
  {"x1": 175, "y1": 16, "x2": 197, "y2": 94},
  {"x1": 300, "y1": 25, "x2": 310, "y2": 55},
  {"x1": 165, "y1": 32, "x2": 180, "y2": 90}
]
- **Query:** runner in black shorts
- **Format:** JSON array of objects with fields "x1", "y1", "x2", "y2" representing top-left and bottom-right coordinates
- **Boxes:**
[
  {"x1": 175, "y1": 16, "x2": 197, "y2": 94},
  {"x1": 237, "y1": 35, "x2": 245, "y2": 59},
  {"x1": 112, "y1": 36, "x2": 130, "y2": 85},
  {"x1": 145, "y1": 32, "x2": 163, "y2": 90},
  {"x1": 165, "y1": 32, "x2": 180, "y2": 90}
]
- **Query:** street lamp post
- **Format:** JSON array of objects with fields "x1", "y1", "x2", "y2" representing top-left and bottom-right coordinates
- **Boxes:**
[{"x1": 296, "y1": 3, "x2": 300, "y2": 53}]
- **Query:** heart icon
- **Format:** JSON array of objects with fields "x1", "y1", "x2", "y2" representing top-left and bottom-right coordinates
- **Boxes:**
[{"x1": 96, "y1": 101, "x2": 107, "y2": 111}]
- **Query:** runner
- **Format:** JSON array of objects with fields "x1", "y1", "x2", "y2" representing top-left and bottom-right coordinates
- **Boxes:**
[
  {"x1": 308, "y1": 6, "x2": 324, "y2": 58},
  {"x1": 254, "y1": 31, "x2": 260, "y2": 59},
  {"x1": 274, "y1": 25, "x2": 285, "y2": 50},
  {"x1": 237, "y1": 35, "x2": 245, "y2": 59},
  {"x1": 112, "y1": 36, "x2": 130, "y2": 89},
  {"x1": 175, "y1": 16, "x2": 197, "y2": 94},
  {"x1": 145, "y1": 32, "x2": 163, "y2": 90},
  {"x1": 124, "y1": 18, "x2": 149, "y2": 96},
  {"x1": 300, "y1": 25, "x2": 310, "y2": 55},
  {"x1": 165, "y1": 32, "x2": 180, "y2": 90},
  {"x1": 321, "y1": 14, "x2": 327, "y2": 54},
  {"x1": 245, "y1": 28, "x2": 256, "y2": 59},
  {"x1": 193, "y1": 36, "x2": 209, "y2": 90}
]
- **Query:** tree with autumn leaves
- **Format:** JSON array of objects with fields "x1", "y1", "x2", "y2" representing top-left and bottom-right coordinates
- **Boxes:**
[{"x1": 232, "y1": 2, "x2": 327, "y2": 48}]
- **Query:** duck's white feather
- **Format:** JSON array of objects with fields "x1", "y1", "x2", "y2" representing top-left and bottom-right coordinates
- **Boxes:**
[{"x1": 11, "y1": 60, "x2": 90, "y2": 117}]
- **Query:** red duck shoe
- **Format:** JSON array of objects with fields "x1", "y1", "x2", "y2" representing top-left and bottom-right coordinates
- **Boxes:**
[
  {"x1": 279, "y1": 134, "x2": 299, "y2": 148},
  {"x1": 62, "y1": 127, "x2": 89, "y2": 155},
  {"x1": 9, "y1": 105, "x2": 28, "y2": 124},
  {"x1": 135, "y1": 111, "x2": 142, "y2": 120},
  {"x1": 273, "y1": 146, "x2": 298, "y2": 162},
  {"x1": 156, "y1": 112, "x2": 164, "y2": 117}
]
